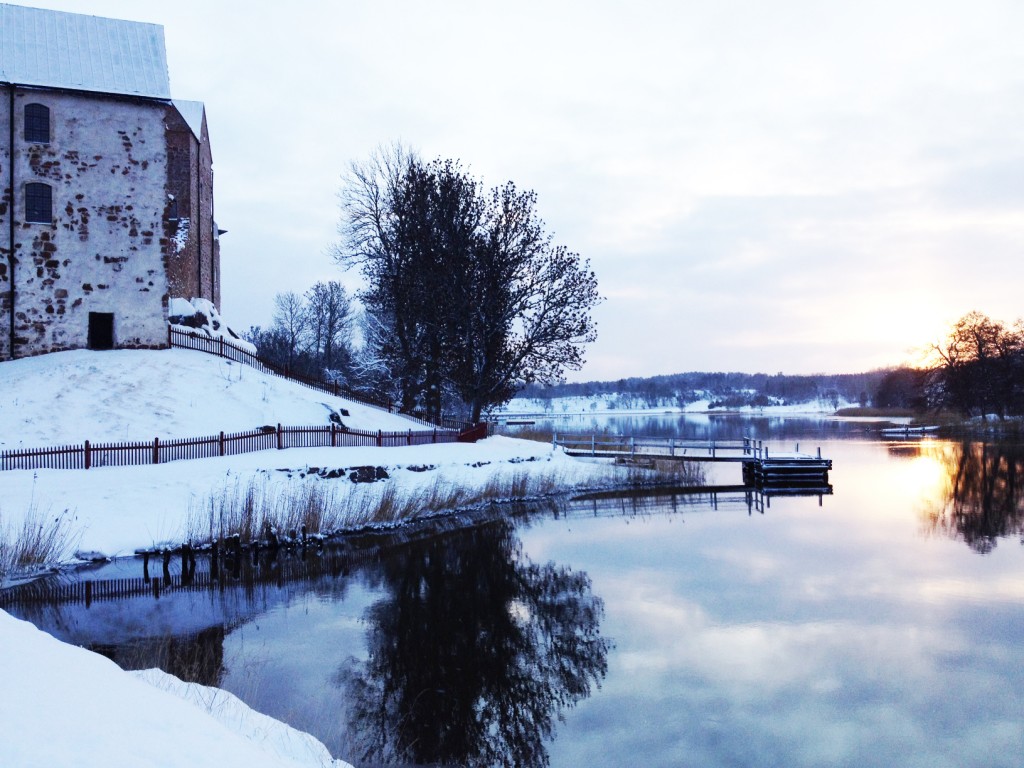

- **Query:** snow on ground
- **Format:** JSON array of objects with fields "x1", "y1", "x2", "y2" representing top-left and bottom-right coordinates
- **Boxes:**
[
  {"x1": 0, "y1": 346, "x2": 621, "y2": 768},
  {"x1": 169, "y1": 296, "x2": 257, "y2": 354},
  {"x1": 0, "y1": 436, "x2": 608, "y2": 559},
  {"x1": 0, "y1": 348, "x2": 423, "y2": 448},
  {"x1": 0, "y1": 609, "x2": 351, "y2": 768}
]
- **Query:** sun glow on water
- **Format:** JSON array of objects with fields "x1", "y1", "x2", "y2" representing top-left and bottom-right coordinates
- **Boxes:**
[{"x1": 906, "y1": 453, "x2": 948, "y2": 506}]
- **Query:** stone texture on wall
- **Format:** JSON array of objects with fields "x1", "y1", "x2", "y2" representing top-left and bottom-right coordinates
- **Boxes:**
[
  {"x1": 163, "y1": 104, "x2": 219, "y2": 308},
  {"x1": 1, "y1": 87, "x2": 11, "y2": 360},
  {"x1": 0, "y1": 88, "x2": 175, "y2": 358}
]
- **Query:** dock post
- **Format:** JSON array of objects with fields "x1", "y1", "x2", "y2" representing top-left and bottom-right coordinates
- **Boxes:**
[
  {"x1": 591, "y1": 435, "x2": 595, "y2": 456},
  {"x1": 669, "y1": 437, "x2": 674, "y2": 457}
]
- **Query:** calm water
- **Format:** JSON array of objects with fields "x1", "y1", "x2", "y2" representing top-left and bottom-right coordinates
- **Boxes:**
[{"x1": 9, "y1": 416, "x2": 1024, "y2": 767}]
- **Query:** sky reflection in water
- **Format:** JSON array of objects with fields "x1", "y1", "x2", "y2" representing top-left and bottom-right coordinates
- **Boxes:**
[
  {"x1": 9, "y1": 427, "x2": 1024, "y2": 767},
  {"x1": 530, "y1": 439, "x2": 1024, "y2": 768}
]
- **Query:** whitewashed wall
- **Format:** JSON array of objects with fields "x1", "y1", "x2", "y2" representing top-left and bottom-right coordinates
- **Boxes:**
[{"x1": 1, "y1": 88, "x2": 170, "y2": 358}]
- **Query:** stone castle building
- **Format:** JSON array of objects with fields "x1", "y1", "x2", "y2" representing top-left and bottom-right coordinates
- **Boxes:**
[{"x1": 0, "y1": 3, "x2": 221, "y2": 360}]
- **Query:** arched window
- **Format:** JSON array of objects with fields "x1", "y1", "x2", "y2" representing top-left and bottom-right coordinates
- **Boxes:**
[
  {"x1": 24, "y1": 103, "x2": 50, "y2": 143},
  {"x1": 25, "y1": 182, "x2": 52, "y2": 223}
]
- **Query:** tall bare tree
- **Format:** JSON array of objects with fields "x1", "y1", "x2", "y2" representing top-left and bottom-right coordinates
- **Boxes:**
[
  {"x1": 271, "y1": 290, "x2": 307, "y2": 371},
  {"x1": 336, "y1": 146, "x2": 600, "y2": 422},
  {"x1": 305, "y1": 280, "x2": 355, "y2": 379}
]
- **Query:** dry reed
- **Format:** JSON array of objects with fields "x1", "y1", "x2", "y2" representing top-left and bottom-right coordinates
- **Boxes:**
[
  {"x1": 181, "y1": 453, "x2": 703, "y2": 548},
  {"x1": 0, "y1": 505, "x2": 77, "y2": 582}
]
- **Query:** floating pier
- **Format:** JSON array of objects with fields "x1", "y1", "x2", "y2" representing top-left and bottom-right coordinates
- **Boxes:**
[{"x1": 553, "y1": 433, "x2": 832, "y2": 490}]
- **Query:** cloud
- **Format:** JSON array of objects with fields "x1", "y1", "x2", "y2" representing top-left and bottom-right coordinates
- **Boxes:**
[{"x1": 31, "y1": 0, "x2": 1024, "y2": 377}]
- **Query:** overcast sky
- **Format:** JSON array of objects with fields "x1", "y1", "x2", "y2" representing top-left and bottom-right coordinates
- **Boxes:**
[{"x1": 31, "y1": 0, "x2": 1024, "y2": 381}]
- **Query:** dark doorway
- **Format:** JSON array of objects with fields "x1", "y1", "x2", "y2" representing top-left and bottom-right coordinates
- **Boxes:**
[{"x1": 88, "y1": 312, "x2": 114, "y2": 350}]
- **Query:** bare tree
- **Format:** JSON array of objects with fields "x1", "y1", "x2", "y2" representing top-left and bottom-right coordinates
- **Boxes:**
[
  {"x1": 929, "y1": 311, "x2": 1024, "y2": 419},
  {"x1": 305, "y1": 280, "x2": 355, "y2": 380},
  {"x1": 335, "y1": 147, "x2": 601, "y2": 422},
  {"x1": 271, "y1": 291, "x2": 308, "y2": 371}
]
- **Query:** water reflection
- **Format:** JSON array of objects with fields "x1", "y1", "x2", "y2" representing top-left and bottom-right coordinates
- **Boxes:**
[
  {"x1": 500, "y1": 412, "x2": 872, "y2": 442},
  {"x1": 5, "y1": 515, "x2": 611, "y2": 768},
  {"x1": 340, "y1": 521, "x2": 610, "y2": 768},
  {"x1": 917, "y1": 441, "x2": 1024, "y2": 553}
]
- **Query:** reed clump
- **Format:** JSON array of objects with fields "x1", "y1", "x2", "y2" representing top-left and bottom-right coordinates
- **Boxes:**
[
  {"x1": 0, "y1": 505, "x2": 77, "y2": 583},
  {"x1": 184, "y1": 457, "x2": 702, "y2": 548},
  {"x1": 185, "y1": 467, "x2": 582, "y2": 546}
]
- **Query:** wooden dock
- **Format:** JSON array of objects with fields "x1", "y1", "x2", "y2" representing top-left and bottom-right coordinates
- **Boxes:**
[{"x1": 553, "y1": 433, "x2": 832, "y2": 487}]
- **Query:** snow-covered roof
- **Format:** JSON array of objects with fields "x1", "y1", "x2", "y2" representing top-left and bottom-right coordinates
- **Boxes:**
[
  {"x1": 0, "y1": 3, "x2": 170, "y2": 99},
  {"x1": 172, "y1": 99, "x2": 205, "y2": 140}
]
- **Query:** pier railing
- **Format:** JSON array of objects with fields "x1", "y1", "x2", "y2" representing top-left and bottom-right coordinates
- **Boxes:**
[
  {"x1": 553, "y1": 433, "x2": 758, "y2": 461},
  {"x1": 553, "y1": 433, "x2": 829, "y2": 466}
]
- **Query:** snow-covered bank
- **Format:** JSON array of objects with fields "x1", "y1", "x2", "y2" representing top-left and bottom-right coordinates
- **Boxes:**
[
  {"x1": 0, "y1": 436, "x2": 615, "y2": 561},
  {"x1": 0, "y1": 609, "x2": 350, "y2": 767},
  {"x1": 0, "y1": 346, "x2": 630, "y2": 768},
  {"x1": 0, "y1": 348, "x2": 421, "y2": 448}
]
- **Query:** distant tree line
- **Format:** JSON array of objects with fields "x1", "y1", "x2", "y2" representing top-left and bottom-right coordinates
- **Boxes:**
[
  {"x1": 518, "y1": 311, "x2": 1024, "y2": 421},
  {"x1": 517, "y1": 370, "x2": 882, "y2": 411}
]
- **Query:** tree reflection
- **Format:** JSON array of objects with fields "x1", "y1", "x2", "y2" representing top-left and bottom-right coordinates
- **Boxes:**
[
  {"x1": 341, "y1": 520, "x2": 610, "y2": 767},
  {"x1": 920, "y1": 441, "x2": 1024, "y2": 553}
]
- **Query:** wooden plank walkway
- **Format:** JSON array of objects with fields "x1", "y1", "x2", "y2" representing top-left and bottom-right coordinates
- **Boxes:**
[{"x1": 553, "y1": 433, "x2": 832, "y2": 484}]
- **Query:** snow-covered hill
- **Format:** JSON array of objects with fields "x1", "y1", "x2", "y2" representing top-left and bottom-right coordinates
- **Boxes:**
[{"x1": 0, "y1": 348, "x2": 423, "y2": 448}]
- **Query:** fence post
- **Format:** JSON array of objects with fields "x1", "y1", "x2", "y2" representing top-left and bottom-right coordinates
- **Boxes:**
[
  {"x1": 219, "y1": 431, "x2": 225, "y2": 457},
  {"x1": 167, "y1": 326, "x2": 172, "y2": 347},
  {"x1": 153, "y1": 437, "x2": 159, "y2": 465},
  {"x1": 219, "y1": 336, "x2": 224, "y2": 358},
  {"x1": 377, "y1": 430, "x2": 382, "y2": 447},
  {"x1": 407, "y1": 429, "x2": 412, "y2": 445},
  {"x1": 432, "y1": 428, "x2": 437, "y2": 444},
  {"x1": 84, "y1": 440, "x2": 91, "y2": 470},
  {"x1": 277, "y1": 424, "x2": 284, "y2": 450},
  {"x1": 331, "y1": 423, "x2": 336, "y2": 447}
]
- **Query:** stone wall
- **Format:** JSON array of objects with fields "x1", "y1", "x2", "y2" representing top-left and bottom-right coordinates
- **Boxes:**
[
  {"x1": 0, "y1": 87, "x2": 172, "y2": 358},
  {"x1": 163, "y1": 105, "x2": 219, "y2": 308},
  {"x1": 1, "y1": 87, "x2": 12, "y2": 359}
]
